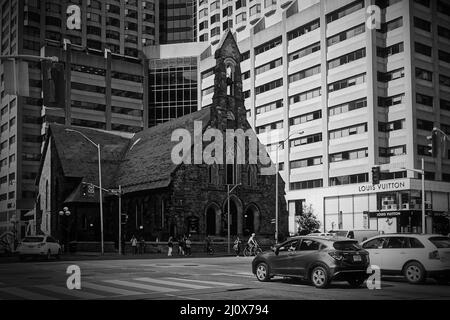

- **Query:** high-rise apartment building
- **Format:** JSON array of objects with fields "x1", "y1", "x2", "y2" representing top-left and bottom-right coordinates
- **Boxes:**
[
  {"x1": 0, "y1": 0, "x2": 196, "y2": 238},
  {"x1": 198, "y1": 0, "x2": 450, "y2": 235}
]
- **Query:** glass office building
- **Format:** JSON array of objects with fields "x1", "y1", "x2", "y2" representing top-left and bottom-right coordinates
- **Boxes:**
[{"x1": 148, "y1": 57, "x2": 198, "y2": 127}]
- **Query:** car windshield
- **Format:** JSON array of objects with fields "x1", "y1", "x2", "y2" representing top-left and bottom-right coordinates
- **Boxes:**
[
  {"x1": 429, "y1": 237, "x2": 450, "y2": 249},
  {"x1": 22, "y1": 237, "x2": 44, "y2": 243},
  {"x1": 331, "y1": 231, "x2": 348, "y2": 237},
  {"x1": 333, "y1": 241, "x2": 361, "y2": 251}
]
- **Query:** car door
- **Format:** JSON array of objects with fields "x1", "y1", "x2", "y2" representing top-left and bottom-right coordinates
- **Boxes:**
[
  {"x1": 381, "y1": 237, "x2": 408, "y2": 272},
  {"x1": 292, "y1": 239, "x2": 322, "y2": 277},
  {"x1": 270, "y1": 239, "x2": 300, "y2": 275},
  {"x1": 362, "y1": 237, "x2": 387, "y2": 268}
]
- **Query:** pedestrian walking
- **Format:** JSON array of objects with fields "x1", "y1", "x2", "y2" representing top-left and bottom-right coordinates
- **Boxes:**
[
  {"x1": 167, "y1": 236, "x2": 174, "y2": 257},
  {"x1": 185, "y1": 236, "x2": 192, "y2": 256},
  {"x1": 178, "y1": 236, "x2": 185, "y2": 255},
  {"x1": 234, "y1": 237, "x2": 242, "y2": 257},
  {"x1": 139, "y1": 236, "x2": 146, "y2": 254},
  {"x1": 131, "y1": 235, "x2": 138, "y2": 255}
]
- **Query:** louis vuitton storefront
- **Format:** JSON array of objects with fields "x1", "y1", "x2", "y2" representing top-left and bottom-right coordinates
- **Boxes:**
[{"x1": 287, "y1": 178, "x2": 450, "y2": 236}]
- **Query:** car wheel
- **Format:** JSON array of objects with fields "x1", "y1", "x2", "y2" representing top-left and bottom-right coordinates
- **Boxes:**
[
  {"x1": 243, "y1": 247, "x2": 250, "y2": 257},
  {"x1": 46, "y1": 250, "x2": 52, "y2": 260},
  {"x1": 348, "y1": 278, "x2": 365, "y2": 288},
  {"x1": 311, "y1": 266, "x2": 330, "y2": 289},
  {"x1": 404, "y1": 261, "x2": 426, "y2": 284},
  {"x1": 255, "y1": 263, "x2": 270, "y2": 282}
]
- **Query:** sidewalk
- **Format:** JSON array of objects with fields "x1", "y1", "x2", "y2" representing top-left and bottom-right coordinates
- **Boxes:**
[{"x1": 0, "y1": 251, "x2": 241, "y2": 263}]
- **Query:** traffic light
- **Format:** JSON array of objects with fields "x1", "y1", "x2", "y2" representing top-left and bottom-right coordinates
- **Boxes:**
[
  {"x1": 42, "y1": 61, "x2": 66, "y2": 108},
  {"x1": 427, "y1": 133, "x2": 438, "y2": 157},
  {"x1": 372, "y1": 166, "x2": 381, "y2": 185},
  {"x1": 4, "y1": 60, "x2": 29, "y2": 97},
  {"x1": 81, "y1": 183, "x2": 88, "y2": 197}
]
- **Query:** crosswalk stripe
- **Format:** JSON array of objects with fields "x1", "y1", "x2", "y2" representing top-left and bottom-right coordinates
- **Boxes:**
[
  {"x1": 133, "y1": 278, "x2": 211, "y2": 290},
  {"x1": 82, "y1": 282, "x2": 143, "y2": 296},
  {"x1": 0, "y1": 287, "x2": 58, "y2": 300},
  {"x1": 165, "y1": 277, "x2": 238, "y2": 287},
  {"x1": 37, "y1": 285, "x2": 105, "y2": 300},
  {"x1": 103, "y1": 280, "x2": 178, "y2": 293}
]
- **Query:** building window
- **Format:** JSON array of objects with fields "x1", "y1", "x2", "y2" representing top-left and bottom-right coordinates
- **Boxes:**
[
  {"x1": 416, "y1": 68, "x2": 433, "y2": 81},
  {"x1": 329, "y1": 148, "x2": 368, "y2": 163},
  {"x1": 329, "y1": 123, "x2": 368, "y2": 140},
  {"x1": 378, "y1": 119, "x2": 405, "y2": 132},
  {"x1": 255, "y1": 58, "x2": 282, "y2": 76},
  {"x1": 326, "y1": 0, "x2": 364, "y2": 23},
  {"x1": 328, "y1": 74, "x2": 366, "y2": 93},
  {"x1": 330, "y1": 173, "x2": 368, "y2": 186},
  {"x1": 290, "y1": 133, "x2": 322, "y2": 147},
  {"x1": 378, "y1": 68, "x2": 405, "y2": 82},
  {"x1": 289, "y1": 42, "x2": 320, "y2": 62},
  {"x1": 414, "y1": 16, "x2": 431, "y2": 32},
  {"x1": 377, "y1": 42, "x2": 404, "y2": 58},
  {"x1": 289, "y1": 87, "x2": 321, "y2": 104},
  {"x1": 289, "y1": 65, "x2": 321, "y2": 83},
  {"x1": 288, "y1": 19, "x2": 320, "y2": 41},
  {"x1": 290, "y1": 156, "x2": 323, "y2": 169},
  {"x1": 256, "y1": 121, "x2": 283, "y2": 134},
  {"x1": 417, "y1": 145, "x2": 432, "y2": 157},
  {"x1": 415, "y1": 42, "x2": 432, "y2": 56},
  {"x1": 256, "y1": 100, "x2": 283, "y2": 115},
  {"x1": 417, "y1": 119, "x2": 434, "y2": 131},
  {"x1": 328, "y1": 48, "x2": 366, "y2": 69},
  {"x1": 289, "y1": 110, "x2": 322, "y2": 125},
  {"x1": 329, "y1": 98, "x2": 367, "y2": 116},
  {"x1": 440, "y1": 75, "x2": 450, "y2": 88},
  {"x1": 290, "y1": 179, "x2": 323, "y2": 190},
  {"x1": 254, "y1": 37, "x2": 282, "y2": 56},
  {"x1": 327, "y1": 24, "x2": 365, "y2": 46},
  {"x1": 379, "y1": 145, "x2": 407, "y2": 157},
  {"x1": 416, "y1": 93, "x2": 433, "y2": 107},
  {"x1": 255, "y1": 78, "x2": 283, "y2": 95}
]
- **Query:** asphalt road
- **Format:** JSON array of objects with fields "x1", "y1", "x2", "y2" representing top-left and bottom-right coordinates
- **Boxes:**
[{"x1": 0, "y1": 256, "x2": 449, "y2": 300}]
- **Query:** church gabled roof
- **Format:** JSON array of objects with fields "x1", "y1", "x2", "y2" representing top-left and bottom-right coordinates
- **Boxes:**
[
  {"x1": 115, "y1": 107, "x2": 211, "y2": 193},
  {"x1": 43, "y1": 107, "x2": 213, "y2": 196}
]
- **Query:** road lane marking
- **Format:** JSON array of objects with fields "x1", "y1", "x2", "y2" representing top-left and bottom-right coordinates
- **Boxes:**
[
  {"x1": 82, "y1": 282, "x2": 143, "y2": 296},
  {"x1": 0, "y1": 287, "x2": 58, "y2": 300},
  {"x1": 103, "y1": 280, "x2": 178, "y2": 293},
  {"x1": 165, "y1": 278, "x2": 238, "y2": 287},
  {"x1": 36, "y1": 285, "x2": 105, "y2": 300},
  {"x1": 165, "y1": 294, "x2": 200, "y2": 300},
  {"x1": 133, "y1": 278, "x2": 211, "y2": 290}
]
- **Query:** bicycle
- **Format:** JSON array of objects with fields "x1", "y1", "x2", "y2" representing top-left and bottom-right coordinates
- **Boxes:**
[{"x1": 243, "y1": 244, "x2": 262, "y2": 257}]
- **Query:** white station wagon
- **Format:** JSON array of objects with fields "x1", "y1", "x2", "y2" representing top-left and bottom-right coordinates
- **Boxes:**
[
  {"x1": 361, "y1": 234, "x2": 450, "y2": 284},
  {"x1": 17, "y1": 236, "x2": 62, "y2": 261}
]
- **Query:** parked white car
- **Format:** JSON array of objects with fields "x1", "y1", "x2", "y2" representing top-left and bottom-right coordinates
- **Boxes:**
[
  {"x1": 17, "y1": 236, "x2": 61, "y2": 261},
  {"x1": 361, "y1": 234, "x2": 450, "y2": 284},
  {"x1": 329, "y1": 229, "x2": 380, "y2": 243}
]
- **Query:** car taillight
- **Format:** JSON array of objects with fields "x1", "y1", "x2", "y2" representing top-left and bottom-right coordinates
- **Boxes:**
[
  {"x1": 329, "y1": 252, "x2": 343, "y2": 261},
  {"x1": 429, "y1": 250, "x2": 440, "y2": 260}
]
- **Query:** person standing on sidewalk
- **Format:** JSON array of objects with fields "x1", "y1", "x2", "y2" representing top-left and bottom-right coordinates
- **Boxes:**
[
  {"x1": 234, "y1": 237, "x2": 242, "y2": 257},
  {"x1": 185, "y1": 236, "x2": 192, "y2": 256},
  {"x1": 131, "y1": 235, "x2": 138, "y2": 255},
  {"x1": 167, "y1": 236, "x2": 174, "y2": 257}
]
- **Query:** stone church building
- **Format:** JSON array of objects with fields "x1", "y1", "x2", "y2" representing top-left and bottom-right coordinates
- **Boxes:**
[{"x1": 36, "y1": 32, "x2": 288, "y2": 246}]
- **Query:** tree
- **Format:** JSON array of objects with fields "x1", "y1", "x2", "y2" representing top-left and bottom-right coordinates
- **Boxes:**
[{"x1": 295, "y1": 204, "x2": 321, "y2": 235}]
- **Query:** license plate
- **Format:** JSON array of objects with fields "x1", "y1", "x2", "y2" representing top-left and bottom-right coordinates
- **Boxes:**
[{"x1": 353, "y1": 255, "x2": 362, "y2": 262}]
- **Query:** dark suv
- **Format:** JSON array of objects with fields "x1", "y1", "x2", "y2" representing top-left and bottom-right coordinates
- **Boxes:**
[{"x1": 251, "y1": 236, "x2": 370, "y2": 288}]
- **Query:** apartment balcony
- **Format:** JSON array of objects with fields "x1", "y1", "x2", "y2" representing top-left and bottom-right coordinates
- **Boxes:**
[
  {"x1": 211, "y1": 33, "x2": 221, "y2": 45},
  {"x1": 280, "y1": 0, "x2": 292, "y2": 9},
  {"x1": 236, "y1": 17, "x2": 247, "y2": 32},
  {"x1": 264, "y1": 1, "x2": 277, "y2": 16},
  {"x1": 249, "y1": 11, "x2": 262, "y2": 25}
]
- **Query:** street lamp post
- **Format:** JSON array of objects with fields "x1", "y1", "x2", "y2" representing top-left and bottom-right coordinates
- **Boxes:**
[
  {"x1": 275, "y1": 131, "x2": 304, "y2": 244},
  {"x1": 66, "y1": 129, "x2": 104, "y2": 255},
  {"x1": 401, "y1": 158, "x2": 426, "y2": 234}
]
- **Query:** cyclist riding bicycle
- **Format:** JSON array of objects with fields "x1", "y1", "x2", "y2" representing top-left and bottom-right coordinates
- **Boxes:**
[{"x1": 247, "y1": 233, "x2": 258, "y2": 251}]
